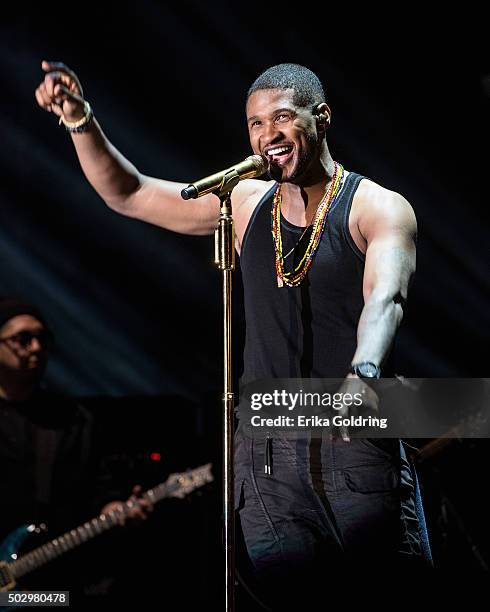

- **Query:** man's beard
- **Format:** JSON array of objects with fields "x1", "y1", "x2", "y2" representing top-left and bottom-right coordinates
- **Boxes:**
[{"x1": 267, "y1": 135, "x2": 317, "y2": 184}]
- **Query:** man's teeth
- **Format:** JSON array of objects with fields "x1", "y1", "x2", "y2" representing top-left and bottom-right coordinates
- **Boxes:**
[{"x1": 267, "y1": 146, "x2": 292, "y2": 156}]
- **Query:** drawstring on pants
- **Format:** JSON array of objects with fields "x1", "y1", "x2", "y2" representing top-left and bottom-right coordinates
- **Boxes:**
[{"x1": 264, "y1": 433, "x2": 273, "y2": 475}]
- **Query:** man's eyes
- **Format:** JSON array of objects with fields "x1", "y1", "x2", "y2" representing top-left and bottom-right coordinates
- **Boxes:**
[{"x1": 250, "y1": 114, "x2": 291, "y2": 129}]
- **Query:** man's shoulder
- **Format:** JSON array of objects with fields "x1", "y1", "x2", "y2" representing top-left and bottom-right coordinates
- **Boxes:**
[
  {"x1": 234, "y1": 178, "x2": 276, "y2": 206},
  {"x1": 351, "y1": 177, "x2": 417, "y2": 244},
  {"x1": 232, "y1": 179, "x2": 276, "y2": 234},
  {"x1": 356, "y1": 176, "x2": 410, "y2": 206},
  {"x1": 354, "y1": 177, "x2": 415, "y2": 223}
]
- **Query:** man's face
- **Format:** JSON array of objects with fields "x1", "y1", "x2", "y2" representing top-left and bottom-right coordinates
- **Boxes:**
[
  {"x1": 246, "y1": 88, "x2": 320, "y2": 183},
  {"x1": 0, "y1": 315, "x2": 50, "y2": 379}
]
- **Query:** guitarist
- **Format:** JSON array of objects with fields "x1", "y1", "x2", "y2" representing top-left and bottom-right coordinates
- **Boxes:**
[{"x1": 0, "y1": 297, "x2": 152, "y2": 592}]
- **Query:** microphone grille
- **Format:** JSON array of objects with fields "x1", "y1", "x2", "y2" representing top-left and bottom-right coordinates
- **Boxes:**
[{"x1": 247, "y1": 154, "x2": 268, "y2": 176}]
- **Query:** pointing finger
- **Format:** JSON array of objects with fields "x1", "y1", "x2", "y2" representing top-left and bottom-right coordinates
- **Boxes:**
[{"x1": 42, "y1": 60, "x2": 74, "y2": 78}]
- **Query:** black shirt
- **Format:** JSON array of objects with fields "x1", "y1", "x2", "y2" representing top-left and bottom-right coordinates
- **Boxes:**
[{"x1": 0, "y1": 391, "x2": 94, "y2": 541}]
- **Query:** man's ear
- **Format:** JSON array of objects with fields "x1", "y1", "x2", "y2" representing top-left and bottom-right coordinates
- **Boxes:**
[{"x1": 314, "y1": 102, "x2": 332, "y2": 130}]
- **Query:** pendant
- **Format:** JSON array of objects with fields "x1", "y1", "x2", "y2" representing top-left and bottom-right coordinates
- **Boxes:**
[{"x1": 277, "y1": 276, "x2": 283, "y2": 288}]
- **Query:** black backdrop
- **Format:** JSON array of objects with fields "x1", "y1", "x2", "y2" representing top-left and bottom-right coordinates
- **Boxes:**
[{"x1": 1, "y1": 2, "x2": 489, "y2": 606}]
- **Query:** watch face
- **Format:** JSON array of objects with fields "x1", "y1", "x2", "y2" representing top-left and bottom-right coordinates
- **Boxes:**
[{"x1": 358, "y1": 362, "x2": 378, "y2": 378}]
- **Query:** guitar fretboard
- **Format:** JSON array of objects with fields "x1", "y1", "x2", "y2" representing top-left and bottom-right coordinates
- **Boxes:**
[{"x1": 9, "y1": 466, "x2": 211, "y2": 580}]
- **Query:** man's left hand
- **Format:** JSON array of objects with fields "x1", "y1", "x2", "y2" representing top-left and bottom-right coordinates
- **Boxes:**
[
  {"x1": 336, "y1": 375, "x2": 380, "y2": 442},
  {"x1": 101, "y1": 485, "x2": 154, "y2": 526}
]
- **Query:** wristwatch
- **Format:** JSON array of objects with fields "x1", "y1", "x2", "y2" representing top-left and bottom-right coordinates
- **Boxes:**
[{"x1": 350, "y1": 362, "x2": 381, "y2": 379}]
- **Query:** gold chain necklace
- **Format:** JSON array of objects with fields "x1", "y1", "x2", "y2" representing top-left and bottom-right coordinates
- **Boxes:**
[{"x1": 271, "y1": 162, "x2": 344, "y2": 287}]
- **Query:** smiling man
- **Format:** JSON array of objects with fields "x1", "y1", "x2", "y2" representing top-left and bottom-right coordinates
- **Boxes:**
[{"x1": 35, "y1": 62, "x2": 428, "y2": 607}]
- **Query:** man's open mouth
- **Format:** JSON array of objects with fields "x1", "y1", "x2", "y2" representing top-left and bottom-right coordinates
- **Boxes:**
[{"x1": 265, "y1": 145, "x2": 294, "y2": 165}]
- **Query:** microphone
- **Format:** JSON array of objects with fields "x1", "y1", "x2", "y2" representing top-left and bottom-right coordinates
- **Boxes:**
[{"x1": 181, "y1": 155, "x2": 268, "y2": 200}]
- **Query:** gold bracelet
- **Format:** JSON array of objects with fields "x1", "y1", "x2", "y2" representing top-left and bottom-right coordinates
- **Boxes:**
[{"x1": 59, "y1": 101, "x2": 93, "y2": 132}]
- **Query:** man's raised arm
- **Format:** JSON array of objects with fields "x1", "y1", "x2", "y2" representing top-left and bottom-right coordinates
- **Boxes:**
[{"x1": 35, "y1": 60, "x2": 220, "y2": 236}]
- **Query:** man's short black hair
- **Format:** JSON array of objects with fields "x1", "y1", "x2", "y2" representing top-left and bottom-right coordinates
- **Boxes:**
[{"x1": 247, "y1": 63, "x2": 325, "y2": 108}]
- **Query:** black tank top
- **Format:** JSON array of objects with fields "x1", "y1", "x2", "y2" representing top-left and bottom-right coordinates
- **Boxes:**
[{"x1": 239, "y1": 171, "x2": 366, "y2": 384}]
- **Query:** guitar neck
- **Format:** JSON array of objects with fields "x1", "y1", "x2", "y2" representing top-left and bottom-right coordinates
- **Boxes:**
[
  {"x1": 7, "y1": 463, "x2": 213, "y2": 583},
  {"x1": 10, "y1": 483, "x2": 169, "y2": 580}
]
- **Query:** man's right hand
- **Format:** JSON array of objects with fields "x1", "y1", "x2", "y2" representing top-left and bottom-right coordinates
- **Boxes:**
[{"x1": 35, "y1": 60, "x2": 86, "y2": 122}]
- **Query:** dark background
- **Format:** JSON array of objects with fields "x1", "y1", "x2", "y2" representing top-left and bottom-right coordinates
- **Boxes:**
[{"x1": 1, "y1": 2, "x2": 489, "y2": 608}]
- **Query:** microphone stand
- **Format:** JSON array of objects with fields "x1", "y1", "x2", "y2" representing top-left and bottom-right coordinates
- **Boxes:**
[{"x1": 214, "y1": 169, "x2": 240, "y2": 612}]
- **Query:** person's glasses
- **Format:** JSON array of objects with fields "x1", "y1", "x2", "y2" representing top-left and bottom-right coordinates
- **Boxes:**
[{"x1": 0, "y1": 330, "x2": 54, "y2": 350}]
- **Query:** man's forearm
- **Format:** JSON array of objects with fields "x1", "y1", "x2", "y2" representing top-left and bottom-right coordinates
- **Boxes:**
[
  {"x1": 351, "y1": 288, "x2": 404, "y2": 369},
  {"x1": 70, "y1": 119, "x2": 142, "y2": 212}
]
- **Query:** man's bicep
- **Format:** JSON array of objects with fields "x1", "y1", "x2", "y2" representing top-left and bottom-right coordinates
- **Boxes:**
[
  {"x1": 362, "y1": 197, "x2": 417, "y2": 303},
  {"x1": 363, "y1": 235, "x2": 416, "y2": 303},
  {"x1": 125, "y1": 176, "x2": 220, "y2": 236}
]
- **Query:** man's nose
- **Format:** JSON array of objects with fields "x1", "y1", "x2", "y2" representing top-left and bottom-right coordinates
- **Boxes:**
[
  {"x1": 29, "y1": 337, "x2": 42, "y2": 352},
  {"x1": 261, "y1": 122, "x2": 281, "y2": 146}
]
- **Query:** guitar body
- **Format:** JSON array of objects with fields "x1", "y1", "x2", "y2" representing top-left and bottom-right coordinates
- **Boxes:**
[
  {"x1": 0, "y1": 527, "x2": 36, "y2": 611},
  {"x1": 1, "y1": 525, "x2": 32, "y2": 564},
  {"x1": 0, "y1": 525, "x2": 34, "y2": 592}
]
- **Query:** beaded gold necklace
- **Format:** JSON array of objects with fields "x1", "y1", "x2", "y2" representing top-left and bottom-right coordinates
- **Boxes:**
[{"x1": 272, "y1": 161, "x2": 344, "y2": 287}]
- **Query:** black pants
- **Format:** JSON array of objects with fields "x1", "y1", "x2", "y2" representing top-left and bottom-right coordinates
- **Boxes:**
[{"x1": 235, "y1": 429, "x2": 427, "y2": 609}]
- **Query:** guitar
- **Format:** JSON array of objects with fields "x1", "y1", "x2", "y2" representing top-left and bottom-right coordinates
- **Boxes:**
[{"x1": 0, "y1": 463, "x2": 213, "y2": 594}]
